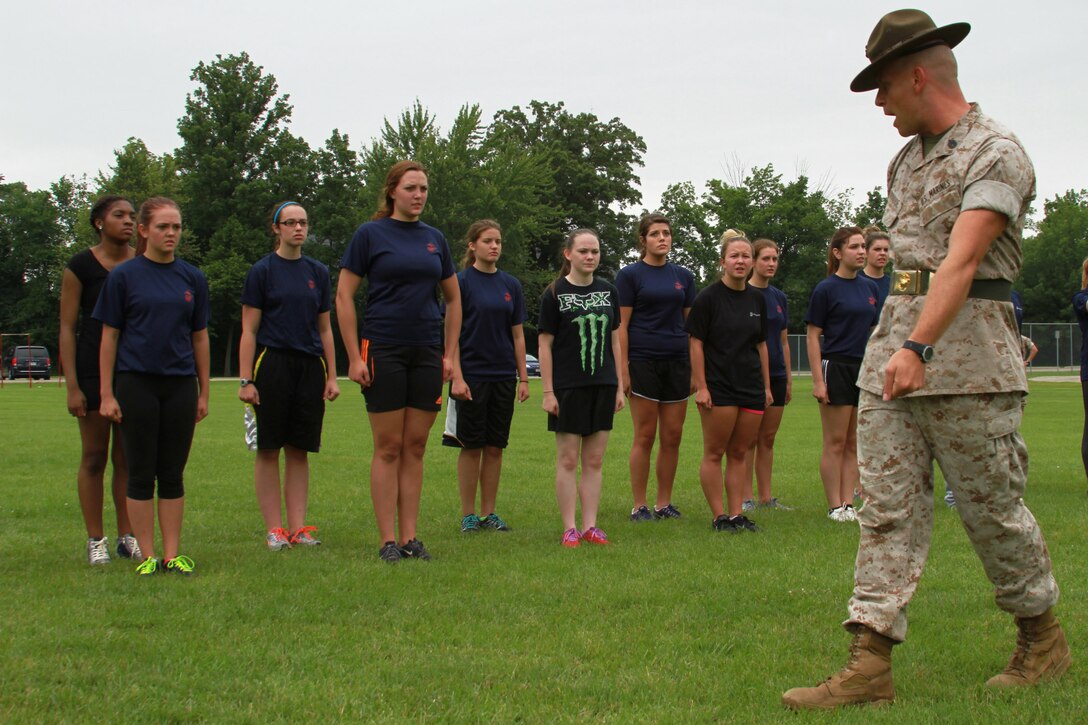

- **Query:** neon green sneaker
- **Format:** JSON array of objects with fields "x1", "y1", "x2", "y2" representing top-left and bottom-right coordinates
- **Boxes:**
[
  {"x1": 135, "y1": 557, "x2": 160, "y2": 576},
  {"x1": 165, "y1": 555, "x2": 195, "y2": 575}
]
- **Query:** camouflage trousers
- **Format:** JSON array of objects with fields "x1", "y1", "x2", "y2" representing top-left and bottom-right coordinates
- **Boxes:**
[{"x1": 847, "y1": 390, "x2": 1059, "y2": 642}]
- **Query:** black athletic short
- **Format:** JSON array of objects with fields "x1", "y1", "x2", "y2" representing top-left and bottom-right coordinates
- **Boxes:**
[
  {"x1": 361, "y1": 340, "x2": 443, "y2": 413},
  {"x1": 628, "y1": 358, "x2": 691, "y2": 403},
  {"x1": 548, "y1": 385, "x2": 617, "y2": 436},
  {"x1": 822, "y1": 355, "x2": 862, "y2": 407},
  {"x1": 80, "y1": 376, "x2": 102, "y2": 412},
  {"x1": 253, "y1": 347, "x2": 327, "y2": 452},
  {"x1": 769, "y1": 376, "x2": 788, "y2": 408},
  {"x1": 442, "y1": 379, "x2": 516, "y2": 449},
  {"x1": 708, "y1": 386, "x2": 766, "y2": 412}
]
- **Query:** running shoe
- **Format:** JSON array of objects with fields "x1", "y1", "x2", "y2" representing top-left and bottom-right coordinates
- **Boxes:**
[
  {"x1": 730, "y1": 515, "x2": 761, "y2": 533},
  {"x1": 712, "y1": 514, "x2": 738, "y2": 532},
  {"x1": 841, "y1": 505, "x2": 858, "y2": 522},
  {"x1": 290, "y1": 526, "x2": 321, "y2": 546},
  {"x1": 828, "y1": 506, "x2": 845, "y2": 522},
  {"x1": 400, "y1": 538, "x2": 432, "y2": 561},
  {"x1": 757, "y1": 498, "x2": 794, "y2": 511},
  {"x1": 630, "y1": 506, "x2": 654, "y2": 522},
  {"x1": 135, "y1": 557, "x2": 160, "y2": 576},
  {"x1": 379, "y1": 540, "x2": 402, "y2": 564},
  {"x1": 561, "y1": 528, "x2": 581, "y2": 548},
  {"x1": 116, "y1": 533, "x2": 142, "y2": 560},
  {"x1": 581, "y1": 527, "x2": 609, "y2": 545},
  {"x1": 87, "y1": 537, "x2": 111, "y2": 565},
  {"x1": 944, "y1": 488, "x2": 957, "y2": 508},
  {"x1": 266, "y1": 527, "x2": 291, "y2": 551},
  {"x1": 165, "y1": 555, "x2": 195, "y2": 575},
  {"x1": 653, "y1": 503, "x2": 682, "y2": 519},
  {"x1": 741, "y1": 499, "x2": 756, "y2": 512},
  {"x1": 479, "y1": 512, "x2": 511, "y2": 531},
  {"x1": 461, "y1": 514, "x2": 482, "y2": 533}
]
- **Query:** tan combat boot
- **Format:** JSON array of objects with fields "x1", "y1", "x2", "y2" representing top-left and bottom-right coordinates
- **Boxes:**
[
  {"x1": 986, "y1": 608, "x2": 1071, "y2": 687},
  {"x1": 781, "y1": 625, "x2": 896, "y2": 710}
]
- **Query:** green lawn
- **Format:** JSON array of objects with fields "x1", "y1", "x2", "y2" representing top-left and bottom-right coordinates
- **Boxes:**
[{"x1": 1, "y1": 376, "x2": 1084, "y2": 722}]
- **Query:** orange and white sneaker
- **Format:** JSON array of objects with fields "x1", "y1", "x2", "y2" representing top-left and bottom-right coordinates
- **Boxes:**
[
  {"x1": 289, "y1": 526, "x2": 321, "y2": 546},
  {"x1": 266, "y1": 527, "x2": 291, "y2": 551}
]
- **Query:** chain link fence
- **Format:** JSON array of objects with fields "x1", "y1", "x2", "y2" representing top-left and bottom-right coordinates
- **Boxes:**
[{"x1": 787, "y1": 323, "x2": 1083, "y2": 373}]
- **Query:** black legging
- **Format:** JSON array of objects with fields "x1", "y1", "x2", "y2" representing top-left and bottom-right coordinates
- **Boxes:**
[
  {"x1": 115, "y1": 372, "x2": 197, "y2": 500},
  {"x1": 1081, "y1": 381, "x2": 1088, "y2": 482}
]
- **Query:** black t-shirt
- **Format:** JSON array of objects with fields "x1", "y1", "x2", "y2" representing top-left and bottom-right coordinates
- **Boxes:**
[
  {"x1": 538, "y1": 277, "x2": 619, "y2": 390},
  {"x1": 685, "y1": 282, "x2": 767, "y2": 403},
  {"x1": 66, "y1": 249, "x2": 110, "y2": 380}
]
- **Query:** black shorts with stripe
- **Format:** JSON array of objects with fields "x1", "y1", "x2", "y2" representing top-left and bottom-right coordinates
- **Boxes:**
[
  {"x1": 361, "y1": 340, "x2": 443, "y2": 413},
  {"x1": 442, "y1": 379, "x2": 516, "y2": 449},
  {"x1": 252, "y1": 347, "x2": 327, "y2": 452},
  {"x1": 822, "y1": 355, "x2": 862, "y2": 407},
  {"x1": 628, "y1": 358, "x2": 691, "y2": 403}
]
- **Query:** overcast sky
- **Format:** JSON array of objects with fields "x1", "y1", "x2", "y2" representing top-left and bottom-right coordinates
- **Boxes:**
[{"x1": 2, "y1": 1, "x2": 1084, "y2": 217}]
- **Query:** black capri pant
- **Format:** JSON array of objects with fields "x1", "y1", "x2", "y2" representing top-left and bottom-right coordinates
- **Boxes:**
[{"x1": 115, "y1": 372, "x2": 198, "y2": 501}]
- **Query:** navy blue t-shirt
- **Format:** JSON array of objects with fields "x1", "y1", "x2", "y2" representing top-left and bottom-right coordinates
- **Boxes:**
[
  {"x1": 615, "y1": 260, "x2": 696, "y2": 361},
  {"x1": 860, "y1": 271, "x2": 891, "y2": 312},
  {"x1": 538, "y1": 277, "x2": 619, "y2": 390},
  {"x1": 1074, "y1": 289, "x2": 1088, "y2": 381},
  {"x1": 92, "y1": 255, "x2": 210, "y2": 376},
  {"x1": 339, "y1": 217, "x2": 456, "y2": 346},
  {"x1": 685, "y1": 282, "x2": 767, "y2": 403},
  {"x1": 240, "y1": 253, "x2": 331, "y2": 357},
  {"x1": 753, "y1": 284, "x2": 789, "y2": 379},
  {"x1": 805, "y1": 275, "x2": 880, "y2": 359},
  {"x1": 458, "y1": 266, "x2": 527, "y2": 382}
]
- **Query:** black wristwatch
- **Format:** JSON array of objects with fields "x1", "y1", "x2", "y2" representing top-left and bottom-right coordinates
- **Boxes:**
[
  {"x1": 240, "y1": 379, "x2": 253, "y2": 387},
  {"x1": 902, "y1": 340, "x2": 935, "y2": 363}
]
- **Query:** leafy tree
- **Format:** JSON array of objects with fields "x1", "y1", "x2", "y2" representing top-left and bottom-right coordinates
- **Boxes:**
[
  {"x1": 96, "y1": 137, "x2": 181, "y2": 205},
  {"x1": 309, "y1": 129, "x2": 368, "y2": 269},
  {"x1": 175, "y1": 52, "x2": 318, "y2": 373},
  {"x1": 0, "y1": 180, "x2": 76, "y2": 356},
  {"x1": 489, "y1": 100, "x2": 646, "y2": 277},
  {"x1": 658, "y1": 164, "x2": 839, "y2": 330},
  {"x1": 852, "y1": 187, "x2": 887, "y2": 228},
  {"x1": 1020, "y1": 190, "x2": 1088, "y2": 321}
]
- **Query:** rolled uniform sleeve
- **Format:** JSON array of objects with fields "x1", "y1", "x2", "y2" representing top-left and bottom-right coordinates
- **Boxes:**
[{"x1": 961, "y1": 138, "x2": 1033, "y2": 221}]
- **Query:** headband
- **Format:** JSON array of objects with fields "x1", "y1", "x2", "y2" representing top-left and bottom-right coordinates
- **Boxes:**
[{"x1": 273, "y1": 201, "x2": 300, "y2": 224}]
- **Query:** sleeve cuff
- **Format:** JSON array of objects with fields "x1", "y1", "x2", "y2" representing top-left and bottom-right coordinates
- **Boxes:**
[{"x1": 962, "y1": 179, "x2": 1022, "y2": 220}]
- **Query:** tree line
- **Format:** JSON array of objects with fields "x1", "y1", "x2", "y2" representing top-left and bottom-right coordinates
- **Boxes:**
[{"x1": 2, "y1": 52, "x2": 1086, "y2": 375}]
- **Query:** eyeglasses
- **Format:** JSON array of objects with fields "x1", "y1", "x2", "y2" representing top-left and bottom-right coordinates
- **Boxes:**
[{"x1": 280, "y1": 219, "x2": 309, "y2": 228}]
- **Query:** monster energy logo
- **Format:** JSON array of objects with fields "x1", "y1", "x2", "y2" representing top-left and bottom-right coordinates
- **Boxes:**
[{"x1": 573, "y1": 313, "x2": 610, "y2": 374}]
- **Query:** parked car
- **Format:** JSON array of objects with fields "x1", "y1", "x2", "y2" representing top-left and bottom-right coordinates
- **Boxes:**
[
  {"x1": 525, "y1": 354, "x2": 541, "y2": 378},
  {"x1": 7, "y1": 345, "x2": 51, "y2": 380}
]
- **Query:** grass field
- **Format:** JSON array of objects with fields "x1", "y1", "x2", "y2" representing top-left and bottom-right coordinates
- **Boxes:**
[{"x1": 1, "y1": 376, "x2": 1085, "y2": 722}]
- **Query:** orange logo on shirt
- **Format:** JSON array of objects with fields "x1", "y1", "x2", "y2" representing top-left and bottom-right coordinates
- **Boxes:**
[
  {"x1": 426, "y1": 243, "x2": 437, "y2": 253},
  {"x1": 504, "y1": 292, "x2": 512, "y2": 302},
  {"x1": 308, "y1": 279, "x2": 315, "y2": 289},
  {"x1": 184, "y1": 290, "x2": 193, "y2": 302},
  {"x1": 674, "y1": 281, "x2": 683, "y2": 290}
]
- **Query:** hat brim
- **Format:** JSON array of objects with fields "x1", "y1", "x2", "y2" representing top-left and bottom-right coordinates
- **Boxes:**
[{"x1": 850, "y1": 22, "x2": 971, "y2": 92}]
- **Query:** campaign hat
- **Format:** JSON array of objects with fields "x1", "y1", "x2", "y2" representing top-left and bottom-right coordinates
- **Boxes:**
[{"x1": 851, "y1": 9, "x2": 970, "y2": 92}]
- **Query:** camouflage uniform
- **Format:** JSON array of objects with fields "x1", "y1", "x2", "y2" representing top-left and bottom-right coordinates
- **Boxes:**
[{"x1": 849, "y1": 104, "x2": 1059, "y2": 642}]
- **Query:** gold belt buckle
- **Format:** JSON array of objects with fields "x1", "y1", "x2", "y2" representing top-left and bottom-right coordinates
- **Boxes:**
[{"x1": 892, "y1": 270, "x2": 931, "y2": 295}]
